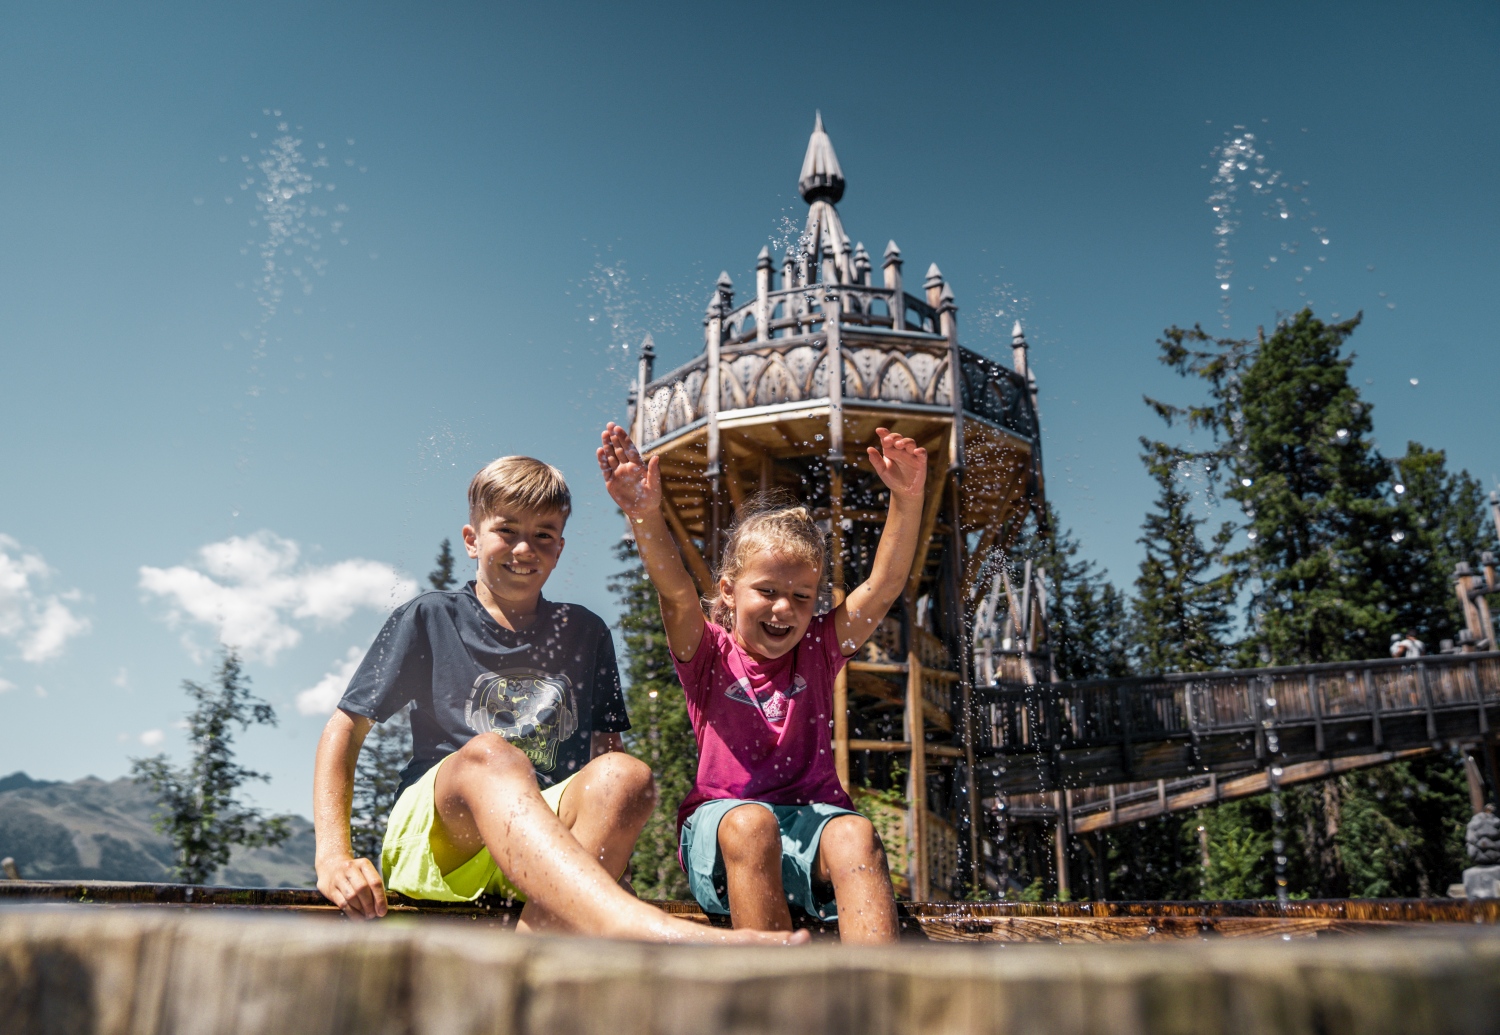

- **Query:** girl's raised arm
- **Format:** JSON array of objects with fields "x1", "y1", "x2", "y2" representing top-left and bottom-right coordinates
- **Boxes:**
[
  {"x1": 597, "y1": 422, "x2": 709, "y2": 663},
  {"x1": 834, "y1": 428, "x2": 928, "y2": 656}
]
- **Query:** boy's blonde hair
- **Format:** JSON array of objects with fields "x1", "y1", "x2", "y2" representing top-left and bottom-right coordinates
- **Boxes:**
[
  {"x1": 708, "y1": 491, "x2": 827, "y2": 630},
  {"x1": 467, "y1": 456, "x2": 572, "y2": 526}
]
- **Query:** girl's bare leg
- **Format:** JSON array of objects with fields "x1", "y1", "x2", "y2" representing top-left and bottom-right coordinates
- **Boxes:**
[
  {"x1": 432, "y1": 735, "x2": 806, "y2": 944},
  {"x1": 815, "y1": 814, "x2": 899, "y2": 945},
  {"x1": 718, "y1": 804, "x2": 794, "y2": 932}
]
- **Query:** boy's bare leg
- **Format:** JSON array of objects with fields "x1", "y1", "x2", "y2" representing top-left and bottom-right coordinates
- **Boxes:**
[
  {"x1": 718, "y1": 804, "x2": 794, "y2": 932},
  {"x1": 815, "y1": 814, "x2": 899, "y2": 945},
  {"x1": 432, "y1": 734, "x2": 806, "y2": 944},
  {"x1": 516, "y1": 751, "x2": 656, "y2": 933}
]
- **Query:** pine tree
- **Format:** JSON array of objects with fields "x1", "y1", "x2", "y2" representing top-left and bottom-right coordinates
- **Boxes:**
[
  {"x1": 609, "y1": 534, "x2": 697, "y2": 899},
  {"x1": 429, "y1": 538, "x2": 458, "y2": 591},
  {"x1": 1020, "y1": 507, "x2": 1130, "y2": 681},
  {"x1": 131, "y1": 652, "x2": 291, "y2": 885},
  {"x1": 1392, "y1": 442, "x2": 1500, "y2": 646},
  {"x1": 1131, "y1": 441, "x2": 1236, "y2": 674},
  {"x1": 1151, "y1": 310, "x2": 1415, "y2": 665},
  {"x1": 350, "y1": 705, "x2": 412, "y2": 863}
]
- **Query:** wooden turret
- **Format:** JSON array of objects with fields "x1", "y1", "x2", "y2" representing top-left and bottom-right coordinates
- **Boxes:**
[{"x1": 631, "y1": 114, "x2": 1046, "y2": 899}]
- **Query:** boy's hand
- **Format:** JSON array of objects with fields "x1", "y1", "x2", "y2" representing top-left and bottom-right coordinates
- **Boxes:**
[
  {"x1": 867, "y1": 428, "x2": 927, "y2": 504},
  {"x1": 317, "y1": 854, "x2": 388, "y2": 920},
  {"x1": 597, "y1": 422, "x2": 662, "y2": 521}
]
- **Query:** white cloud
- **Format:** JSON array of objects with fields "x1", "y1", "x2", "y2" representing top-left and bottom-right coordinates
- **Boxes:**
[
  {"x1": 0, "y1": 678, "x2": 14, "y2": 694},
  {"x1": 139, "y1": 729, "x2": 165, "y2": 747},
  {"x1": 113, "y1": 667, "x2": 129, "y2": 689},
  {"x1": 0, "y1": 535, "x2": 91, "y2": 662},
  {"x1": 296, "y1": 645, "x2": 365, "y2": 716},
  {"x1": 139, "y1": 531, "x2": 416, "y2": 662}
]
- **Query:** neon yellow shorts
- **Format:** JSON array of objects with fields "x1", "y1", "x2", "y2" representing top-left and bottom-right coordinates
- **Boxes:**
[{"x1": 381, "y1": 752, "x2": 575, "y2": 902}]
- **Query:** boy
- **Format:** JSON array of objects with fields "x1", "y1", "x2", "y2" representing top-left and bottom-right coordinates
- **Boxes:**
[{"x1": 313, "y1": 456, "x2": 804, "y2": 944}]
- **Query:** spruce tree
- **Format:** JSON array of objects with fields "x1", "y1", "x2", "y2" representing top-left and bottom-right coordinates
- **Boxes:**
[
  {"x1": 1131, "y1": 441, "x2": 1235, "y2": 674},
  {"x1": 1151, "y1": 310, "x2": 1415, "y2": 665},
  {"x1": 131, "y1": 652, "x2": 291, "y2": 885},
  {"x1": 1392, "y1": 442, "x2": 1500, "y2": 645},
  {"x1": 350, "y1": 706, "x2": 412, "y2": 863},
  {"x1": 429, "y1": 538, "x2": 458, "y2": 590},
  {"x1": 609, "y1": 534, "x2": 696, "y2": 899},
  {"x1": 1019, "y1": 506, "x2": 1130, "y2": 681}
]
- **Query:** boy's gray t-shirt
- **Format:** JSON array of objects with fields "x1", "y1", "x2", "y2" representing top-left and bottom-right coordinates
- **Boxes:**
[{"x1": 339, "y1": 583, "x2": 628, "y2": 798}]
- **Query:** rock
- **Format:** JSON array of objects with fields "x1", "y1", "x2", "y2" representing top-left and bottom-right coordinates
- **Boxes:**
[
  {"x1": 1467, "y1": 809, "x2": 1500, "y2": 866},
  {"x1": 1465, "y1": 865, "x2": 1500, "y2": 900},
  {"x1": 2, "y1": 907, "x2": 1500, "y2": 1034}
]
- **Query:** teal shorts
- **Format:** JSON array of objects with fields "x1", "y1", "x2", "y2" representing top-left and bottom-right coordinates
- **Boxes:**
[{"x1": 679, "y1": 799, "x2": 859, "y2": 922}]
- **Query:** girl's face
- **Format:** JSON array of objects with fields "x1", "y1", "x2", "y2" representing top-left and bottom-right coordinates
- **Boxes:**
[{"x1": 721, "y1": 551, "x2": 820, "y2": 662}]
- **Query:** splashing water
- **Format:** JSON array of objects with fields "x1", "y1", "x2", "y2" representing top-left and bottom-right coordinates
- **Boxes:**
[
  {"x1": 1204, "y1": 126, "x2": 1342, "y2": 330},
  {"x1": 1206, "y1": 131, "x2": 1278, "y2": 329}
]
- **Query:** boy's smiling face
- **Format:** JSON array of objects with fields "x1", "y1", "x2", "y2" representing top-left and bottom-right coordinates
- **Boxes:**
[
  {"x1": 463, "y1": 506, "x2": 566, "y2": 615},
  {"x1": 722, "y1": 552, "x2": 820, "y2": 662}
]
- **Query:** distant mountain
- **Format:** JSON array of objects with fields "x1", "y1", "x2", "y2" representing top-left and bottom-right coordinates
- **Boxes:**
[{"x1": 0, "y1": 772, "x2": 316, "y2": 888}]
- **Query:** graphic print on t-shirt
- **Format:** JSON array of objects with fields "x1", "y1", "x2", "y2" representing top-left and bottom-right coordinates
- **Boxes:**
[
  {"x1": 464, "y1": 669, "x2": 579, "y2": 772},
  {"x1": 724, "y1": 672, "x2": 807, "y2": 723}
]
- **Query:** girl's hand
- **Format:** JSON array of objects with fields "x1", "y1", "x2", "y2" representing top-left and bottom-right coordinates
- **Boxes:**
[
  {"x1": 867, "y1": 428, "x2": 927, "y2": 504},
  {"x1": 597, "y1": 422, "x2": 662, "y2": 520}
]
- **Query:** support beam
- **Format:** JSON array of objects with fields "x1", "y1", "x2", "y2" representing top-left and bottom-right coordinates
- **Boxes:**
[
  {"x1": 906, "y1": 638, "x2": 928, "y2": 900},
  {"x1": 660, "y1": 497, "x2": 715, "y2": 596}
]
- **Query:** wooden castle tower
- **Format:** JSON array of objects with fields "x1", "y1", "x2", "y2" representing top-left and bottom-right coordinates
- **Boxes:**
[{"x1": 626, "y1": 114, "x2": 1046, "y2": 898}]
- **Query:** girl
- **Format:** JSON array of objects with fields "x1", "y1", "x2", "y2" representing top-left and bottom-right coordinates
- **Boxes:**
[{"x1": 597, "y1": 421, "x2": 927, "y2": 944}]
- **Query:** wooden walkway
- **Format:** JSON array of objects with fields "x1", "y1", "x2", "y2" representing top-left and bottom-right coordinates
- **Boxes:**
[{"x1": 978, "y1": 652, "x2": 1500, "y2": 831}]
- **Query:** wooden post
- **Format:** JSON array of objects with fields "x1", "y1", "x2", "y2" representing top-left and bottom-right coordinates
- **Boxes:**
[
  {"x1": 946, "y1": 475, "x2": 980, "y2": 893},
  {"x1": 1053, "y1": 790, "x2": 1070, "y2": 901},
  {"x1": 882, "y1": 240, "x2": 904, "y2": 331},
  {"x1": 633, "y1": 335, "x2": 655, "y2": 446},
  {"x1": 827, "y1": 291, "x2": 850, "y2": 791},
  {"x1": 906, "y1": 635, "x2": 928, "y2": 900},
  {"x1": 1463, "y1": 752, "x2": 1487, "y2": 814},
  {"x1": 755, "y1": 247, "x2": 772, "y2": 343},
  {"x1": 706, "y1": 279, "x2": 726, "y2": 560}
]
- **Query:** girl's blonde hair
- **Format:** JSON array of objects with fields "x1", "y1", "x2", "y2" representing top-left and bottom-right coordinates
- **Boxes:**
[{"x1": 708, "y1": 490, "x2": 828, "y2": 630}]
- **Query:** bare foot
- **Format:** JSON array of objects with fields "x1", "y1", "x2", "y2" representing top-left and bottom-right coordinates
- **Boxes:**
[{"x1": 614, "y1": 911, "x2": 811, "y2": 945}]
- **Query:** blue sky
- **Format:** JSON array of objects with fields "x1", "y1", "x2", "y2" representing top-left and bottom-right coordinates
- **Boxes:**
[{"x1": 2, "y1": 1, "x2": 1496, "y2": 816}]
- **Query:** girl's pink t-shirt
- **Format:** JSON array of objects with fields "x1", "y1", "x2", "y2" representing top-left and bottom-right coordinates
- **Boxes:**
[{"x1": 673, "y1": 612, "x2": 855, "y2": 833}]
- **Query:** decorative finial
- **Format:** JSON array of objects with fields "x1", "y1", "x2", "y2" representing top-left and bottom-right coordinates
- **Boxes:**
[
  {"x1": 798, "y1": 111, "x2": 845, "y2": 205},
  {"x1": 640, "y1": 332, "x2": 655, "y2": 358},
  {"x1": 883, "y1": 240, "x2": 902, "y2": 264},
  {"x1": 924, "y1": 263, "x2": 944, "y2": 290},
  {"x1": 938, "y1": 282, "x2": 956, "y2": 311},
  {"x1": 756, "y1": 245, "x2": 773, "y2": 270},
  {"x1": 1012, "y1": 320, "x2": 1025, "y2": 344}
]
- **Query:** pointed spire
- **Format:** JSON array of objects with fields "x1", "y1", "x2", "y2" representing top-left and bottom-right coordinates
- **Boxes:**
[
  {"x1": 716, "y1": 270, "x2": 734, "y2": 309},
  {"x1": 640, "y1": 332, "x2": 655, "y2": 359},
  {"x1": 756, "y1": 245, "x2": 773, "y2": 270},
  {"x1": 883, "y1": 240, "x2": 902, "y2": 266},
  {"x1": 938, "y1": 282, "x2": 956, "y2": 311},
  {"x1": 798, "y1": 110, "x2": 845, "y2": 205},
  {"x1": 1012, "y1": 320, "x2": 1025, "y2": 344},
  {"x1": 924, "y1": 263, "x2": 944, "y2": 291}
]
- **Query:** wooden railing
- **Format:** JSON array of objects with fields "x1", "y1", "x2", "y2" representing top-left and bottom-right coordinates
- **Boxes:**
[
  {"x1": 978, "y1": 652, "x2": 1500, "y2": 795},
  {"x1": 634, "y1": 338, "x2": 1036, "y2": 449}
]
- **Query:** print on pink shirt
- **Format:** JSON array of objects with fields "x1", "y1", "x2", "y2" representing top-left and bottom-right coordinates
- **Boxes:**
[{"x1": 724, "y1": 672, "x2": 807, "y2": 723}]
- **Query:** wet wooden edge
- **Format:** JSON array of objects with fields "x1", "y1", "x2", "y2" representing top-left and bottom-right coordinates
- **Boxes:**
[{"x1": 0, "y1": 881, "x2": 1494, "y2": 941}]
